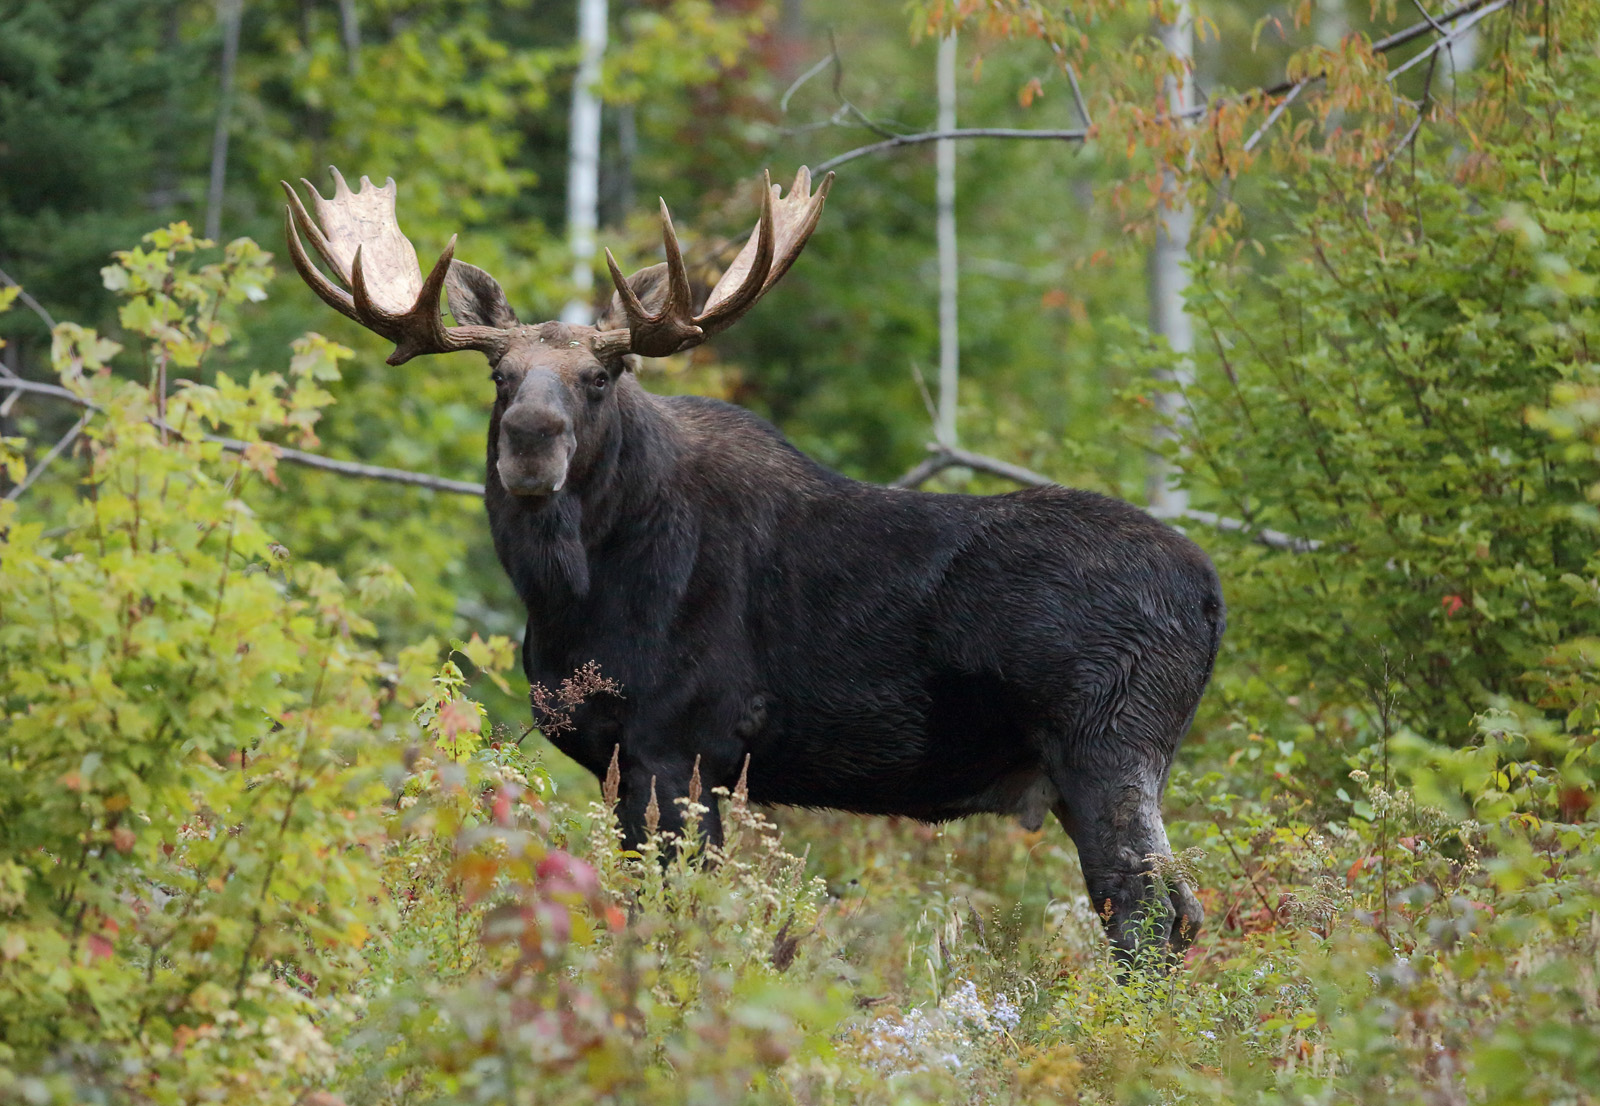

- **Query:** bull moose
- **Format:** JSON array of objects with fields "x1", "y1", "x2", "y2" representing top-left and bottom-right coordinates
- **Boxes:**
[{"x1": 282, "y1": 166, "x2": 1224, "y2": 960}]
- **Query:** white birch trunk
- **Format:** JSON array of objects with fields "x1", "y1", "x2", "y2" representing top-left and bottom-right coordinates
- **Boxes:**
[
  {"x1": 936, "y1": 32, "x2": 959, "y2": 446},
  {"x1": 1147, "y1": 2, "x2": 1195, "y2": 515},
  {"x1": 338, "y1": 0, "x2": 360, "y2": 75},
  {"x1": 204, "y1": 0, "x2": 243, "y2": 242},
  {"x1": 562, "y1": 0, "x2": 608, "y2": 325}
]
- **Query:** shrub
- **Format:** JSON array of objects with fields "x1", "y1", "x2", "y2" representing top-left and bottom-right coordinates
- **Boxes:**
[
  {"x1": 0, "y1": 228, "x2": 396, "y2": 1102},
  {"x1": 1174, "y1": 58, "x2": 1600, "y2": 739}
]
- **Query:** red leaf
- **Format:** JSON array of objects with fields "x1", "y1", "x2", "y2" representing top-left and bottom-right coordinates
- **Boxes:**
[{"x1": 436, "y1": 698, "x2": 481, "y2": 740}]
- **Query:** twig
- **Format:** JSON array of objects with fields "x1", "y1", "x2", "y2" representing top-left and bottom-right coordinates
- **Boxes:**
[
  {"x1": 1213, "y1": 815, "x2": 1278, "y2": 918},
  {"x1": 1374, "y1": 100, "x2": 1426, "y2": 179},
  {"x1": 0, "y1": 377, "x2": 485, "y2": 497},
  {"x1": 0, "y1": 265, "x2": 59, "y2": 415},
  {"x1": 817, "y1": 127, "x2": 1090, "y2": 173},
  {"x1": 780, "y1": 52, "x2": 836, "y2": 114},
  {"x1": 908, "y1": 361, "x2": 943, "y2": 442},
  {"x1": 208, "y1": 434, "x2": 486, "y2": 495},
  {"x1": 1242, "y1": 78, "x2": 1311, "y2": 153},
  {"x1": 813, "y1": 0, "x2": 1510, "y2": 172},
  {"x1": 1065, "y1": 63, "x2": 1093, "y2": 128},
  {"x1": 1386, "y1": 0, "x2": 1511, "y2": 82},
  {"x1": 5, "y1": 411, "x2": 92, "y2": 501},
  {"x1": 0, "y1": 265, "x2": 58, "y2": 331},
  {"x1": 1409, "y1": 0, "x2": 1452, "y2": 35},
  {"x1": 827, "y1": 29, "x2": 901, "y2": 141},
  {"x1": 892, "y1": 441, "x2": 1320, "y2": 552}
]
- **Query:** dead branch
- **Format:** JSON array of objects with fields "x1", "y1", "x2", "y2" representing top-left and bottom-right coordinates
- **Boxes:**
[
  {"x1": 0, "y1": 265, "x2": 59, "y2": 332},
  {"x1": 817, "y1": 128, "x2": 1090, "y2": 173},
  {"x1": 5, "y1": 411, "x2": 92, "y2": 502},
  {"x1": 1243, "y1": 78, "x2": 1310, "y2": 153},
  {"x1": 1386, "y1": 0, "x2": 1511, "y2": 83},
  {"x1": 892, "y1": 441, "x2": 1320, "y2": 552},
  {"x1": 815, "y1": 0, "x2": 1510, "y2": 172},
  {"x1": 0, "y1": 376, "x2": 485, "y2": 497}
]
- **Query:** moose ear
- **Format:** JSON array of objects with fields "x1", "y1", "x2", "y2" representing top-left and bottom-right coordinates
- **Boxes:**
[
  {"x1": 593, "y1": 262, "x2": 674, "y2": 331},
  {"x1": 445, "y1": 260, "x2": 519, "y2": 329}
]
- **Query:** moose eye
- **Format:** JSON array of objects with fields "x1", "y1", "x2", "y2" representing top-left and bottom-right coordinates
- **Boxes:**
[
  {"x1": 587, "y1": 374, "x2": 608, "y2": 396},
  {"x1": 490, "y1": 371, "x2": 506, "y2": 387}
]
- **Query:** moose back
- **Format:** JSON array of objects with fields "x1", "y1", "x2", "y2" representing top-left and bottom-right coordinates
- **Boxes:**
[{"x1": 283, "y1": 166, "x2": 1225, "y2": 960}]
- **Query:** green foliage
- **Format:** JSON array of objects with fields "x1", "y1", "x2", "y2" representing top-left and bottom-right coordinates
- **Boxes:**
[
  {"x1": 0, "y1": 239, "x2": 394, "y2": 1101},
  {"x1": 4, "y1": 208, "x2": 1600, "y2": 1102},
  {"x1": 1174, "y1": 58, "x2": 1600, "y2": 737},
  {"x1": 5, "y1": 3, "x2": 1600, "y2": 1105}
]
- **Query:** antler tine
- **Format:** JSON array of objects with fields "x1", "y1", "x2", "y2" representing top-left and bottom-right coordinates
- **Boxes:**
[
  {"x1": 590, "y1": 166, "x2": 832, "y2": 361},
  {"x1": 657, "y1": 199, "x2": 697, "y2": 326},
  {"x1": 695, "y1": 170, "x2": 777, "y2": 334},
  {"x1": 282, "y1": 200, "x2": 361, "y2": 324},
  {"x1": 281, "y1": 169, "x2": 510, "y2": 365},
  {"x1": 604, "y1": 248, "x2": 649, "y2": 320},
  {"x1": 600, "y1": 200, "x2": 707, "y2": 359},
  {"x1": 760, "y1": 167, "x2": 834, "y2": 296},
  {"x1": 284, "y1": 179, "x2": 349, "y2": 285}
]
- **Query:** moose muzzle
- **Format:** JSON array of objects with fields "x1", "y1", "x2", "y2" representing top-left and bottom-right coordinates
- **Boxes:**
[{"x1": 497, "y1": 375, "x2": 576, "y2": 497}]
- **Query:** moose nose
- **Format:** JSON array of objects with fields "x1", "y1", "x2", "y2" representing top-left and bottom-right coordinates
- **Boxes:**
[{"x1": 501, "y1": 408, "x2": 571, "y2": 454}]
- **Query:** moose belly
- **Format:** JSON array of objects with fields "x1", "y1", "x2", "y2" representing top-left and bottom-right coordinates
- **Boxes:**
[{"x1": 744, "y1": 667, "x2": 1045, "y2": 820}]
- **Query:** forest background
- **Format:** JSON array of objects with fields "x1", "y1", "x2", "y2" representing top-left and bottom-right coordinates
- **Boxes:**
[{"x1": 2, "y1": 0, "x2": 1600, "y2": 1102}]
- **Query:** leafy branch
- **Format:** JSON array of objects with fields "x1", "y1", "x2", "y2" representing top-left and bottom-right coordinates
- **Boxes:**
[{"x1": 813, "y1": 0, "x2": 1511, "y2": 173}]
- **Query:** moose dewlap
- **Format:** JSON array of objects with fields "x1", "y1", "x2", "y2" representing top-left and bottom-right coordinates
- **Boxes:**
[{"x1": 283, "y1": 166, "x2": 1225, "y2": 962}]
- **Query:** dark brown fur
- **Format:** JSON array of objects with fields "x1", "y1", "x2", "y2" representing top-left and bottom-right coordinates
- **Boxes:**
[{"x1": 447, "y1": 267, "x2": 1225, "y2": 963}]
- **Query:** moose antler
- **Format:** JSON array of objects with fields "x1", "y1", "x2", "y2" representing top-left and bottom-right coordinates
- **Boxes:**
[
  {"x1": 282, "y1": 168, "x2": 509, "y2": 366},
  {"x1": 593, "y1": 167, "x2": 834, "y2": 359}
]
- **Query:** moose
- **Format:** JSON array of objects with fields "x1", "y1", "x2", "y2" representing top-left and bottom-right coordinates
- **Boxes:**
[{"x1": 282, "y1": 166, "x2": 1224, "y2": 961}]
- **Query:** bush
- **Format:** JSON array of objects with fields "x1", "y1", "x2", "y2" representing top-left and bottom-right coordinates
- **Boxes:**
[
  {"x1": 1175, "y1": 58, "x2": 1600, "y2": 739},
  {"x1": 0, "y1": 229, "x2": 396, "y2": 1101}
]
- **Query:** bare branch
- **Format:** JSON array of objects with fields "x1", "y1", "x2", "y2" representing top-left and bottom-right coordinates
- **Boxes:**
[
  {"x1": 815, "y1": 0, "x2": 1510, "y2": 172},
  {"x1": 5, "y1": 411, "x2": 92, "y2": 502},
  {"x1": 210, "y1": 435, "x2": 486, "y2": 495},
  {"x1": 7, "y1": 372, "x2": 1322, "y2": 546},
  {"x1": 817, "y1": 127, "x2": 1090, "y2": 173},
  {"x1": 893, "y1": 441, "x2": 1055, "y2": 490},
  {"x1": 1065, "y1": 63, "x2": 1094, "y2": 128},
  {"x1": 1374, "y1": 101, "x2": 1427, "y2": 178},
  {"x1": 779, "y1": 52, "x2": 835, "y2": 114},
  {"x1": 892, "y1": 442, "x2": 1320, "y2": 552},
  {"x1": 1243, "y1": 77, "x2": 1310, "y2": 153},
  {"x1": 1409, "y1": 0, "x2": 1452, "y2": 36},
  {"x1": 0, "y1": 377, "x2": 485, "y2": 497},
  {"x1": 0, "y1": 378, "x2": 82, "y2": 404},
  {"x1": 1386, "y1": 0, "x2": 1510, "y2": 82},
  {"x1": 0, "y1": 265, "x2": 59, "y2": 331}
]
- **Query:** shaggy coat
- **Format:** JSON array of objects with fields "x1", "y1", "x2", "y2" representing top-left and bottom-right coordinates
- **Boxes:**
[{"x1": 480, "y1": 323, "x2": 1225, "y2": 958}]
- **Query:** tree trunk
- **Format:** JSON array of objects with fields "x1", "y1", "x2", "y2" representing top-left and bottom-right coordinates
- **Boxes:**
[
  {"x1": 936, "y1": 32, "x2": 959, "y2": 447},
  {"x1": 338, "y1": 0, "x2": 360, "y2": 75},
  {"x1": 205, "y1": 0, "x2": 244, "y2": 242},
  {"x1": 562, "y1": 0, "x2": 609, "y2": 325},
  {"x1": 1146, "y1": 0, "x2": 1194, "y2": 515}
]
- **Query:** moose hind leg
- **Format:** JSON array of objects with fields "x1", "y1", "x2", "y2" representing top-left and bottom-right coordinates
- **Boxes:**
[
  {"x1": 1040, "y1": 705, "x2": 1203, "y2": 963},
  {"x1": 1049, "y1": 779, "x2": 1201, "y2": 965}
]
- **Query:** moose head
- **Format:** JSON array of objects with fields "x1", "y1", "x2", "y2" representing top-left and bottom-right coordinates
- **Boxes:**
[{"x1": 281, "y1": 167, "x2": 832, "y2": 498}]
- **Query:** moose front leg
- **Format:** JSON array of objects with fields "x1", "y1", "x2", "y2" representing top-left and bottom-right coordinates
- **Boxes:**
[{"x1": 613, "y1": 751, "x2": 725, "y2": 855}]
